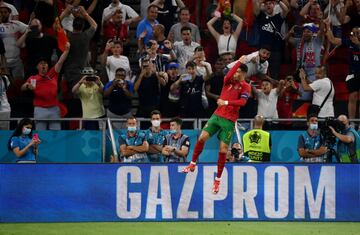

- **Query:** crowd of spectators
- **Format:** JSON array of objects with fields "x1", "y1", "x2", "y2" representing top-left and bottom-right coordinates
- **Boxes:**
[{"x1": 0, "y1": 0, "x2": 359, "y2": 133}]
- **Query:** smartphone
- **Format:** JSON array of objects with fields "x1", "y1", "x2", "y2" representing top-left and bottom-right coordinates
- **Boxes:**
[
  {"x1": 181, "y1": 74, "x2": 192, "y2": 81},
  {"x1": 33, "y1": 133, "x2": 39, "y2": 141}
]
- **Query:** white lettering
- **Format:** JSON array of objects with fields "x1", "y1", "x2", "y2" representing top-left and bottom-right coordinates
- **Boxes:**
[
  {"x1": 176, "y1": 166, "x2": 199, "y2": 219},
  {"x1": 145, "y1": 166, "x2": 173, "y2": 219},
  {"x1": 203, "y1": 166, "x2": 228, "y2": 218},
  {"x1": 233, "y1": 166, "x2": 259, "y2": 218},
  {"x1": 264, "y1": 166, "x2": 289, "y2": 218},
  {"x1": 294, "y1": 166, "x2": 336, "y2": 219},
  {"x1": 116, "y1": 166, "x2": 142, "y2": 219}
]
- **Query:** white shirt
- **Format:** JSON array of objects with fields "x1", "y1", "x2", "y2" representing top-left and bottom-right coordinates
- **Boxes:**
[
  {"x1": 102, "y1": 2, "x2": 139, "y2": 23},
  {"x1": 218, "y1": 34, "x2": 237, "y2": 55},
  {"x1": 106, "y1": 55, "x2": 131, "y2": 81},
  {"x1": 173, "y1": 41, "x2": 200, "y2": 73},
  {"x1": 309, "y1": 77, "x2": 335, "y2": 118},
  {"x1": 255, "y1": 88, "x2": 279, "y2": 118},
  {"x1": 61, "y1": 13, "x2": 74, "y2": 32},
  {"x1": 0, "y1": 20, "x2": 27, "y2": 62},
  {"x1": 227, "y1": 51, "x2": 268, "y2": 78},
  {"x1": 196, "y1": 61, "x2": 212, "y2": 77},
  {"x1": 324, "y1": 1, "x2": 344, "y2": 26},
  {"x1": 0, "y1": 75, "x2": 10, "y2": 112}
]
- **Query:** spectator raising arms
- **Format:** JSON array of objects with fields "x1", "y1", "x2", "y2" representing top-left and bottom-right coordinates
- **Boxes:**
[
  {"x1": 21, "y1": 43, "x2": 71, "y2": 130},
  {"x1": 207, "y1": 12, "x2": 243, "y2": 56}
]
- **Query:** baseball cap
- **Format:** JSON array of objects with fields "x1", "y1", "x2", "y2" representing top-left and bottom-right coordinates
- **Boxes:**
[
  {"x1": 303, "y1": 23, "x2": 318, "y2": 33},
  {"x1": 80, "y1": 66, "x2": 97, "y2": 75},
  {"x1": 166, "y1": 62, "x2": 179, "y2": 70}
]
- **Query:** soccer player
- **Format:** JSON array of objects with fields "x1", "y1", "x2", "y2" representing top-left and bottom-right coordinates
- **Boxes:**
[{"x1": 182, "y1": 60, "x2": 251, "y2": 194}]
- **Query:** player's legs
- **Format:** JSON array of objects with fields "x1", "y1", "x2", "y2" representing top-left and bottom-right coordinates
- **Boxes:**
[
  {"x1": 213, "y1": 118, "x2": 235, "y2": 194},
  {"x1": 182, "y1": 115, "x2": 221, "y2": 173}
]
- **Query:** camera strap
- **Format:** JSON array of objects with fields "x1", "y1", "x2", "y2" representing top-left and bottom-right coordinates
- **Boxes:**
[{"x1": 319, "y1": 79, "x2": 333, "y2": 109}]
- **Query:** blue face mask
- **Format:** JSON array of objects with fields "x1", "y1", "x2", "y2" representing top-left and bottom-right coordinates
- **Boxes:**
[
  {"x1": 127, "y1": 126, "x2": 137, "y2": 132},
  {"x1": 22, "y1": 127, "x2": 31, "y2": 135},
  {"x1": 310, "y1": 123, "x2": 318, "y2": 130},
  {"x1": 169, "y1": 129, "x2": 177, "y2": 134}
]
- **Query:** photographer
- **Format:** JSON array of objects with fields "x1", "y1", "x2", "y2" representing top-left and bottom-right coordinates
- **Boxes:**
[
  {"x1": 72, "y1": 67, "x2": 105, "y2": 130},
  {"x1": 329, "y1": 115, "x2": 360, "y2": 163},
  {"x1": 297, "y1": 113, "x2": 327, "y2": 162},
  {"x1": 103, "y1": 67, "x2": 134, "y2": 130},
  {"x1": 227, "y1": 142, "x2": 248, "y2": 162}
]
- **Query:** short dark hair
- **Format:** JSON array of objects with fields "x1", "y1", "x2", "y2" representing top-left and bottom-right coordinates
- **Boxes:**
[
  {"x1": 185, "y1": 61, "x2": 196, "y2": 68},
  {"x1": 170, "y1": 117, "x2": 183, "y2": 126},
  {"x1": 115, "y1": 67, "x2": 126, "y2": 74},
  {"x1": 150, "y1": 110, "x2": 161, "y2": 118},
  {"x1": 127, "y1": 116, "x2": 137, "y2": 122},
  {"x1": 260, "y1": 45, "x2": 272, "y2": 52},
  {"x1": 181, "y1": 26, "x2": 192, "y2": 33},
  {"x1": 147, "y1": 4, "x2": 158, "y2": 11},
  {"x1": 307, "y1": 113, "x2": 318, "y2": 121},
  {"x1": 240, "y1": 64, "x2": 248, "y2": 73},
  {"x1": 179, "y1": 7, "x2": 190, "y2": 14}
]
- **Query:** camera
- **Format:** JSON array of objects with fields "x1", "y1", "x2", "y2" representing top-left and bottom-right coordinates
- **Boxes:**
[
  {"x1": 86, "y1": 76, "x2": 97, "y2": 82},
  {"x1": 320, "y1": 117, "x2": 346, "y2": 146}
]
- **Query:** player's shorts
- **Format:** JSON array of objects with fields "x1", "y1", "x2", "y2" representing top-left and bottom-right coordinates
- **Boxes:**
[
  {"x1": 202, "y1": 114, "x2": 234, "y2": 145},
  {"x1": 346, "y1": 74, "x2": 360, "y2": 93}
]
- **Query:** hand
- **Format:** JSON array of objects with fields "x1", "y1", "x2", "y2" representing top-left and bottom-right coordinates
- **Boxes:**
[
  {"x1": 328, "y1": 126, "x2": 337, "y2": 135},
  {"x1": 279, "y1": 80, "x2": 285, "y2": 86},
  {"x1": 139, "y1": 29, "x2": 147, "y2": 39},
  {"x1": 217, "y1": 99, "x2": 226, "y2": 106},
  {"x1": 95, "y1": 76, "x2": 102, "y2": 85},
  {"x1": 27, "y1": 82, "x2": 35, "y2": 90},
  {"x1": 163, "y1": 40, "x2": 172, "y2": 49},
  {"x1": 238, "y1": 55, "x2": 247, "y2": 64},
  {"x1": 79, "y1": 6, "x2": 87, "y2": 16},
  {"x1": 105, "y1": 39, "x2": 113, "y2": 52},
  {"x1": 299, "y1": 68, "x2": 306, "y2": 80}
]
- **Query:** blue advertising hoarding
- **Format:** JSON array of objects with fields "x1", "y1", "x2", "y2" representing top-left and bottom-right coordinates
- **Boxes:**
[{"x1": 0, "y1": 164, "x2": 359, "y2": 222}]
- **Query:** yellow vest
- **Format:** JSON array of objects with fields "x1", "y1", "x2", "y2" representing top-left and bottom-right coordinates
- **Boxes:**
[{"x1": 243, "y1": 129, "x2": 271, "y2": 162}]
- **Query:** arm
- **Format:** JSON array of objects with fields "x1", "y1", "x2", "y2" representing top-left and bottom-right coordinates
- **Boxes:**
[
  {"x1": 224, "y1": 60, "x2": 241, "y2": 84},
  {"x1": 11, "y1": 139, "x2": 38, "y2": 158},
  {"x1": 205, "y1": 83, "x2": 220, "y2": 101},
  {"x1": 325, "y1": 21, "x2": 341, "y2": 45},
  {"x1": 120, "y1": 144, "x2": 139, "y2": 157},
  {"x1": 95, "y1": 76, "x2": 104, "y2": 93},
  {"x1": 170, "y1": 76, "x2": 182, "y2": 91},
  {"x1": 276, "y1": 80, "x2": 286, "y2": 94},
  {"x1": 329, "y1": 127, "x2": 354, "y2": 144},
  {"x1": 72, "y1": 76, "x2": 86, "y2": 94},
  {"x1": 299, "y1": 69, "x2": 313, "y2": 91},
  {"x1": 54, "y1": 42, "x2": 70, "y2": 73},
  {"x1": 172, "y1": 145, "x2": 189, "y2": 159},
  {"x1": 175, "y1": 0, "x2": 186, "y2": 8},
  {"x1": 285, "y1": 25, "x2": 296, "y2": 46},
  {"x1": 231, "y1": 13, "x2": 243, "y2": 40},
  {"x1": 217, "y1": 83, "x2": 251, "y2": 107},
  {"x1": 86, "y1": 0, "x2": 98, "y2": 15},
  {"x1": 253, "y1": 0, "x2": 261, "y2": 16},
  {"x1": 156, "y1": 71, "x2": 168, "y2": 86},
  {"x1": 148, "y1": 145, "x2": 163, "y2": 154},
  {"x1": 206, "y1": 16, "x2": 221, "y2": 42},
  {"x1": 59, "y1": 4, "x2": 72, "y2": 21},
  {"x1": 100, "y1": 41, "x2": 112, "y2": 66},
  {"x1": 279, "y1": 0, "x2": 290, "y2": 18},
  {"x1": 16, "y1": 28, "x2": 30, "y2": 48},
  {"x1": 134, "y1": 70, "x2": 146, "y2": 92},
  {"x1": 80, "y1": 6, "x2": 97, "y2": 29},
  {"x1": 299, "y1": 0, "x2": 313, "y2": 17},
  {"x1": 127, "y1": 141, "x2": 149, "y2": 153}
]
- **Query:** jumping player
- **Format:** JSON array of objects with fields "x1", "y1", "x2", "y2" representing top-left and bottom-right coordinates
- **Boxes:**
[{"x1": 182, "y1": 60, "x2": 251, "y2": 194}]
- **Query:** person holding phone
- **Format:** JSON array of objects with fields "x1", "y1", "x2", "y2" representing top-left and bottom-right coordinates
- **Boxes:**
[
  {"x1": 8, "y1": 118, "x2": 40, "y2": 163},
  {"x1": 72, "y1": 67, "x2": 105, "y2": 130}
]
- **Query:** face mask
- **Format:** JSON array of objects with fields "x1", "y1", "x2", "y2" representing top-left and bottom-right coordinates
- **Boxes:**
[
  {"x1": 22, "y1": 127, "x2": 31, "y2": 135},
  {"x1": 151, "y1": 120, "x2": 161, "y2": 127},
  {"x1": 169, "y1": 129, "x2": 177, "y2": 134},
  {"x1": 127, "y1": 126, "x2": 137, "y2": 132},
  {"x1": 309, "y1": 123, "x2": 318, "y2": 130},
  {"x1": 28, "y1": 25, "x2": 40, "y2": 38}
]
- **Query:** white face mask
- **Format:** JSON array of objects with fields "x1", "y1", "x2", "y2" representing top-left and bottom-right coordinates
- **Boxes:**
[
  {"x1": 151, "y1": 120, "x2": 161, "y2": 127},
  {"x1": 22, "y1": 127, "x2": 31, "y2": 135},
  {"x1": 310, "y1": 123, "x2": 318, "y2": 130}
]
